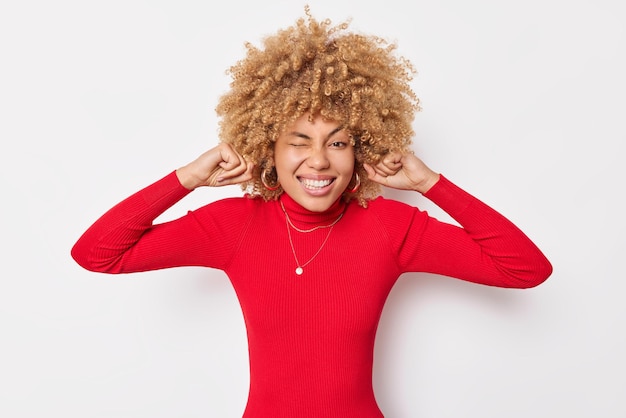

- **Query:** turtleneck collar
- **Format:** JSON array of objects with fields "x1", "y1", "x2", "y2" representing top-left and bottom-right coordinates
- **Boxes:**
[{"x1": 278, "y1": 192, "x2": 347, "y2": 227}]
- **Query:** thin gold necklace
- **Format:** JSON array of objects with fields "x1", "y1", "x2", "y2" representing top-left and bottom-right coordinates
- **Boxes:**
[
  {"x1": 281, "y1": 202, "x2": 344, "y2": 275},
  {"x1": 280, "y1": 200, "x2": 344, "y2": 233}
]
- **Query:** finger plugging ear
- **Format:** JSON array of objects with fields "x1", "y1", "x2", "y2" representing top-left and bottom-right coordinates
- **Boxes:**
[
  {"x1": 217, "y1": 157, "x2": 250, "y2": 182},
  {"x1": 216, "y1": 164, "x2": 253, "y2": 185},
  {"x1": 362, "y1": 163, "x2": 379, "y2": 181},
  {"x1": 381, "y1": 152, "x2": 403, "y2": 171},
  {"x1": 370, "y1": 159, "x2": 401, "y2": 177}
]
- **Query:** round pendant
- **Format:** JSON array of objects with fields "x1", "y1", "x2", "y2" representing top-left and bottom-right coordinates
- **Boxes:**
[{"x1": 295, "y1": 267, "x2": 303, "y2": 275}]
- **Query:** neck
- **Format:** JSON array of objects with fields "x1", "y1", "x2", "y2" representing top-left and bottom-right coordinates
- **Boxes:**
[{"x1": 278, "y1": 193, "x2": 346, "y2": 227}]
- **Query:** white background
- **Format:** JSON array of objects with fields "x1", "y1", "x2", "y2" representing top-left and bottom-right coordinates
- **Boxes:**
[{"x1": 1, "y1": 0, "x2": 624, "y2": 417}]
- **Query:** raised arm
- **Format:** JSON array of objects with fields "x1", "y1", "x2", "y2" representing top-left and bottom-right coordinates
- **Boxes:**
[
  {"x1": 71, "y1": 144, "x2": 253, "y2": 273},
  {"x1": 365, "y1": 152, "x2": 553, "y2": 288}
]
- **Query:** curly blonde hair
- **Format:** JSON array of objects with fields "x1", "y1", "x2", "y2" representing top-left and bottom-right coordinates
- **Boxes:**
[{"x1": 216, "y1": 5, "x2": 420, "y2": 206}]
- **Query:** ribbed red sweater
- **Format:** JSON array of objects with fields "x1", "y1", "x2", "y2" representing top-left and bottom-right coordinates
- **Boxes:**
[{"x1": 71, "y1": 171, "x2": 552, "y2": 417}]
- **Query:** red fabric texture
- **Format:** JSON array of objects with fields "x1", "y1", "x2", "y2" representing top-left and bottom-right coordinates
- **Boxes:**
[{"x1": 72, "y1": 171, "x2": 552, "y2": 417}]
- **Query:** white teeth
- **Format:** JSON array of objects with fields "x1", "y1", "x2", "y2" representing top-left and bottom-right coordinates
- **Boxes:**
[{"x1": 300, "y1": 178, "x2": 333, "y2": 189}]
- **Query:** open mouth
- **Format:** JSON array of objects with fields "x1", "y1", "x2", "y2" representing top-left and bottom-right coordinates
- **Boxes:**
[{"x1": 298, "y1": 177, "x2": 335, "y2": 190}]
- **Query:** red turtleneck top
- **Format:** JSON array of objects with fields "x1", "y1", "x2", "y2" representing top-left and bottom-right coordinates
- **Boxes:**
[{"x1": 71, "y1": 171, "x2": 552, "y2": 417}]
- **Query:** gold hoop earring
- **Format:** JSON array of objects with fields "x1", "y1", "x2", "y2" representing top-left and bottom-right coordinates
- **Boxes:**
[
  {"x1": 347, "y1": 172, "x2": 361, "y2": 194},
  {"x1": 261, "y1": 167, "x2": 280, "y2": 191}
]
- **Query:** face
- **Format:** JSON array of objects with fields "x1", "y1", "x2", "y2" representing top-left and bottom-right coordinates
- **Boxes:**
[{"x1": 274, "y1": 113, "x2": 355, "y2": 212}]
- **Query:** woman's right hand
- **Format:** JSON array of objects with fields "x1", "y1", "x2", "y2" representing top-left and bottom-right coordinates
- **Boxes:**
[{"x1": 175, "y1": 143, "x2": 254, "y2": 190}]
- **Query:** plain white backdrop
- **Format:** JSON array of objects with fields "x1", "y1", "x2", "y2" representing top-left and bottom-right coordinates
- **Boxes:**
[{"x1": 1, "y1": 0, "x2": 624, "y2": 417}]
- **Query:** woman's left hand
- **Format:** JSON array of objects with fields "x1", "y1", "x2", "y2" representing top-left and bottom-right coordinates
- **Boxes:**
[{"x1": 363, "y1": 151, "x2": 440, "y2": 194}]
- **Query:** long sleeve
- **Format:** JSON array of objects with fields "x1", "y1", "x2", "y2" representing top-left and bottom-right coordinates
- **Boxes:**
[
  {"x1": 70, "y1": 171, "x2": 552, "y2": 417},
  {"x1": 373, "y1": 175, "x2": 552, "y2": 288},
  {"x1": 71, "y1": 171, "x2": 192, "y2": 273},
  {"x1": 71, "y1": 171, "x2": 253, "y2": 274}
]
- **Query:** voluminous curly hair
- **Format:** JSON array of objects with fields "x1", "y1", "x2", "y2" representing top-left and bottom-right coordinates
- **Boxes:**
[{"x1": 216, "y1": 5, "x2": 420, "y2": 206}]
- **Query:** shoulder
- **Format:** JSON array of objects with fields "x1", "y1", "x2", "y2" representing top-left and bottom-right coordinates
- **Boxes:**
[
  {"x1": 344, "y1": 197, "x2": 432, "y2": 257},
  {"x1": 177, "y1": 196, "x2": 273, "y2": 246},
  {"x1": 352, "y1": 196, "x2": 430, "y2": 230},
  {"x1": 363, "y1": 195, "x2": 424, "y2": 217},
  {"x1": 200, "y1": 194, "x2": 264, "y2": 211},
  {"x1": 190, "y1": 195, "x2": 267, "y2": 224}
]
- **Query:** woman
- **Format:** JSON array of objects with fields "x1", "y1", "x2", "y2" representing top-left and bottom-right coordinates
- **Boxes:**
[{"x1": 71, "y1": 7, "x2": 552, "y2": 417}]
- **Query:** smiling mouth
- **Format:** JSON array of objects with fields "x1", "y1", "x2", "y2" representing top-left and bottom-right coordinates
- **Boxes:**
[{"x1": 298, "y1": 177, "x2": 335, "y2": 190}]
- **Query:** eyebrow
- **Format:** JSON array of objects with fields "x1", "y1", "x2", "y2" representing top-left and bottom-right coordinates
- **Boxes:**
[{"x1": 288, "y1": 126, "x2": 345, "y2": 140}]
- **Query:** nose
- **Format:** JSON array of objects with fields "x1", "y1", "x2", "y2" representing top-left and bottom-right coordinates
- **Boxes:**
[{"x1": 306, "y1": 146, "x2": 330, "y2": 170}]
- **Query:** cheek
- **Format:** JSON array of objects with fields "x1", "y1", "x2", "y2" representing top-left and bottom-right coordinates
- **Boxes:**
[
  {"x1": 273, "y1": 148, "x2": 301, "y2": 174},
  {"x1": 334, "y1": 152, "x2": 355, "y2": 174}
]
